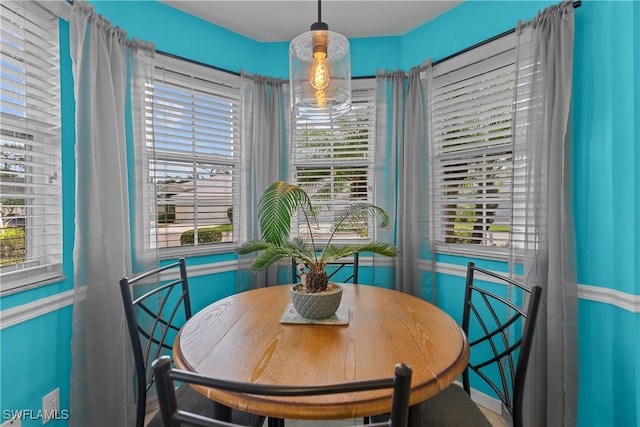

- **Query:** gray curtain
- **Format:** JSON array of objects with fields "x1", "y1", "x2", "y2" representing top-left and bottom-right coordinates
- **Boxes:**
[
  {"x1": 238, "y1": 72, "x2": 288, "y2": 290},
  {"x1": 374, "y1": 65, "x2": 432, "y2": 297},
  {"x1": 69, "y1": 3, "x2": 156, "y2": 426},
  {"x1": 511, "y1": 2, "x2": 578, "y2": 426}
]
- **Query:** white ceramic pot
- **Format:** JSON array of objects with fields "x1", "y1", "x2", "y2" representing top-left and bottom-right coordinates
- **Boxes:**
[{"x1": 290, "y1": 283, "x2": 343, "y2": 319}]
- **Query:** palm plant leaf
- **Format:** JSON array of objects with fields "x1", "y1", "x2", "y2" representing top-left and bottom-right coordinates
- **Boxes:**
[
  {"x1": 257, "y1": 181, "x2": 313, "y2": 246},
  {"x1": 237, "y1": 181, "x2": 397, "y2": 283},
  {"x1": 322, "y1": 242, "x2": 397, "y2": 264},
  {"x1": 237, "y1": 240, "x2": 272, "y2": 255},
  {"x1": 353, "y1": 241, "x2": 398, "y2": 257},
  {"x1": 249, "y1": 246, "x2": 295, "y2": 272},
  {"x1": 289, "y1": 237, "x2": 316, "y2": 264}
]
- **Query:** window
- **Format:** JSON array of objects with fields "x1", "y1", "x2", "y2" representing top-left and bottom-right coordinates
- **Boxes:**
[
  {"x1": 290, "y1": 79, "x2": 376, "y2": 242},
  {"x1": 1, "y1": 1, "x2": 62, "y2": 292},
  {"x1": 429, "y1": 34, "x2": 522, "y2": 257},
  {"x1": 149, "y1": 55, "x2": 240, "y2": 255}
]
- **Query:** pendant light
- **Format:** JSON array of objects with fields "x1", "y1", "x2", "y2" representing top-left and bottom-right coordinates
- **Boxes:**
[{"x1": 289, "y1": 0, "x2": 351, "y2": 120}]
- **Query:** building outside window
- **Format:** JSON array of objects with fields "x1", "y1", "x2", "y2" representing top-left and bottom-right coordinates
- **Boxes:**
[{"x1": 148, "y1": 54, "x2": 240, "y2": 255}]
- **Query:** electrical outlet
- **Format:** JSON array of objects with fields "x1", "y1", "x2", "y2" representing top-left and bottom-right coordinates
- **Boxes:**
[
  {"x1": 42, "y1": 388, "x2": 59, "y2": 425},
  {"x1": 0, "y1": 414, "x2": 22, "y2": 427}
]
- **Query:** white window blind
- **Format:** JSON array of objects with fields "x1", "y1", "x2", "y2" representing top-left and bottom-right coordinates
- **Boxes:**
[
  {"x1": 149, "y1": 55, "x2": 240, "y2": 253},
  {"x1": 430, "y1": 34, "x2": 523, "y2": 256},
  {"x1": 290, "y1": 80, "x2": 376, "y2": 241},
  {"x1": 1, "y1": 0, "x2": 62, "y2": 292}
]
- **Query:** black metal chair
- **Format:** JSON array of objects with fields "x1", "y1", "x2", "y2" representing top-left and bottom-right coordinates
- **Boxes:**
[
  {"x1": 291, "y1": 252, "x2": 359, "y2": 284},
  {"x1": 152, "y1": 354, "x2": 413, "y2": 427},
  {"x1": 119, "y1": 258, "x2": 264, "y2": 427},
  {"x1": 420, "y1": 262, "x2": 542, "y2": 427}
]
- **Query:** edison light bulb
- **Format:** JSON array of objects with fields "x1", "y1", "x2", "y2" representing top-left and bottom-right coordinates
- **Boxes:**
[
  {"x1": 310, "y1": 52, "x2": 329, "y2": 90},
  {"x1": 311, "y1": 52, "x2": 329, "y2": 107},
  {"x1": 309, "y1": 29, "x2": 329, "y2": 107},
  {"x1": 316, "y1": 89, "x2": 326, "y2": 107}
]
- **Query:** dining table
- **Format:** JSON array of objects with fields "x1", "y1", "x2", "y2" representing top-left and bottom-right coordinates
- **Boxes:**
[{"x1": 172, "y1": 283, "x2": 469, "y2": 427}]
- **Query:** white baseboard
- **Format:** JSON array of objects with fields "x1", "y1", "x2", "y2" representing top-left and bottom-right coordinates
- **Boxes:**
[
  {"x1": 448, "y1": 380, "x2": 506, "y2": 423},
  {"x1": 469, "y1": 384, "x2": 504, "y2": 416}
]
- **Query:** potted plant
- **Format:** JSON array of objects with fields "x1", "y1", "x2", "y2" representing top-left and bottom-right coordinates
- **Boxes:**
[{"x1": 238, "y1": 181, "x2": 397, "y2": 319}]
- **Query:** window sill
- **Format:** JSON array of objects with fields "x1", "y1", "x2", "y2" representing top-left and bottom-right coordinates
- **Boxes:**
[
  {"x1": 434, "y1": 243, "x2": 523, "y2": 263},
  {"x1": 159, "y1": 242, "x2": 239, "y2": 261},
  {"x1": 0, "y1": 273, "x2": 66, "y2": 297}
]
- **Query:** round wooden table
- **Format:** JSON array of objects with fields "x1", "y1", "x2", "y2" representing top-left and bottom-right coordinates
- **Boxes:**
[{"x1": 173, "y1": 284, "x2": 468, "y2": 423}]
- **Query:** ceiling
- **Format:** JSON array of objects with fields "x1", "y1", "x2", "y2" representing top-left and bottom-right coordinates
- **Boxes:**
[{"x1": 159, "y1": 1, "x2": 463, "y2": 42}]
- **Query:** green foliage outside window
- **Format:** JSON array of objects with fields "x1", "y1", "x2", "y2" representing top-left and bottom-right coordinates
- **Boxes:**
[
  {"x1": 0, "y1": 226, "x2": 26, "y2": 266},
  {"x1": 158, "y1": 212, "x2": 176, "y2": 223},
  {"x1": 180, "y1": 227, "x2": 224, "y2": 245}
]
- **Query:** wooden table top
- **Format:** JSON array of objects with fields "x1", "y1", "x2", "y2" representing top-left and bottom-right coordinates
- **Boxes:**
[{"x1": 173, "y1": 284, "x2": 469, "y2": 420}]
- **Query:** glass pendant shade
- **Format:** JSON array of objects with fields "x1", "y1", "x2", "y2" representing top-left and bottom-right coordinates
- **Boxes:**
[{"x1": 289, "y1": 28, "x2": 351, "y2": 120}]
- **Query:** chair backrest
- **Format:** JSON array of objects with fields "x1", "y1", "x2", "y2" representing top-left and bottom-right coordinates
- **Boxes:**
[
  {"x1": 152, "y1": 355, "x2": 412, "y2": 427},
  {"x1": 119, "y1": 258, "x2": 192, "y2": 427},
  {"x1": 291, "y1": 252, "x2": 359, "y2": 284},
  {"x1": 461, "y1": 262, "x2": 542, "y2": 427}
]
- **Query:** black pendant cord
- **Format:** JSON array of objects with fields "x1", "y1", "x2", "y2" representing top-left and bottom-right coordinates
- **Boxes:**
[{"x1": 310, "y1": 0, "x2": 329, "y2": 31}]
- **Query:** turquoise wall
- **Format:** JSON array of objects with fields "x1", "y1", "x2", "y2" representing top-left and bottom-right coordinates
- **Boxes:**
[
  {"x1": 90, "y1": 1, "x2": 260, "y2": 75},
  {"x1": 573, "y1": 0, "x2": 640, "y2": 296},
  {"x1": 578, "y1": 300, "x2": 640, "y2": 426},
  {"x1": 571, "y1": 2, "x2": 640, "y2": 424},
  {"x1": 1, "y1": 1, "x2": 638, "y2": 426},
  {"x1": 401, "y1": 1, "x2": 552, "y2": 69}
]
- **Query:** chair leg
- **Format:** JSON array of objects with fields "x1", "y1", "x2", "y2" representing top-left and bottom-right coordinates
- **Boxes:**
[
  {"x1": 268, "y1": 417, "x2": 285, "y2": 427},
  {"x1": 213, "y1": 402, "x2": 232, "y2": 422},
  {"x1": 408, "y1": 404, "x2": 421, "y2": 427}
]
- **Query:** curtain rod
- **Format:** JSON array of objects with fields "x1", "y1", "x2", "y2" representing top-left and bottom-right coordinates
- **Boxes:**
[
  {"x1": 432, "y1": 0, "x2": 581, "y2": 67},
  {"x1": 354, "y1": 0, "x2": 581, "y2": 79},
  {"x1": 158, "y1": 0, "x2": 581, "y2": 81},
  {"x1": 156, "y1": 50, "x2": 242, "y2": 76}
]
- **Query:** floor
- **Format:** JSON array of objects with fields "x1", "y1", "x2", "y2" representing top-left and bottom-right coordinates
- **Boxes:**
[
  {"x1": 148, "y1": 405, "x2": 506, "y2": 427},
  {"x1": 268, "y1": 407, "x2": 506, "y2": 426},
  {"x1": 480, "y1": 407, "x2": 508, "y2": 427}
]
